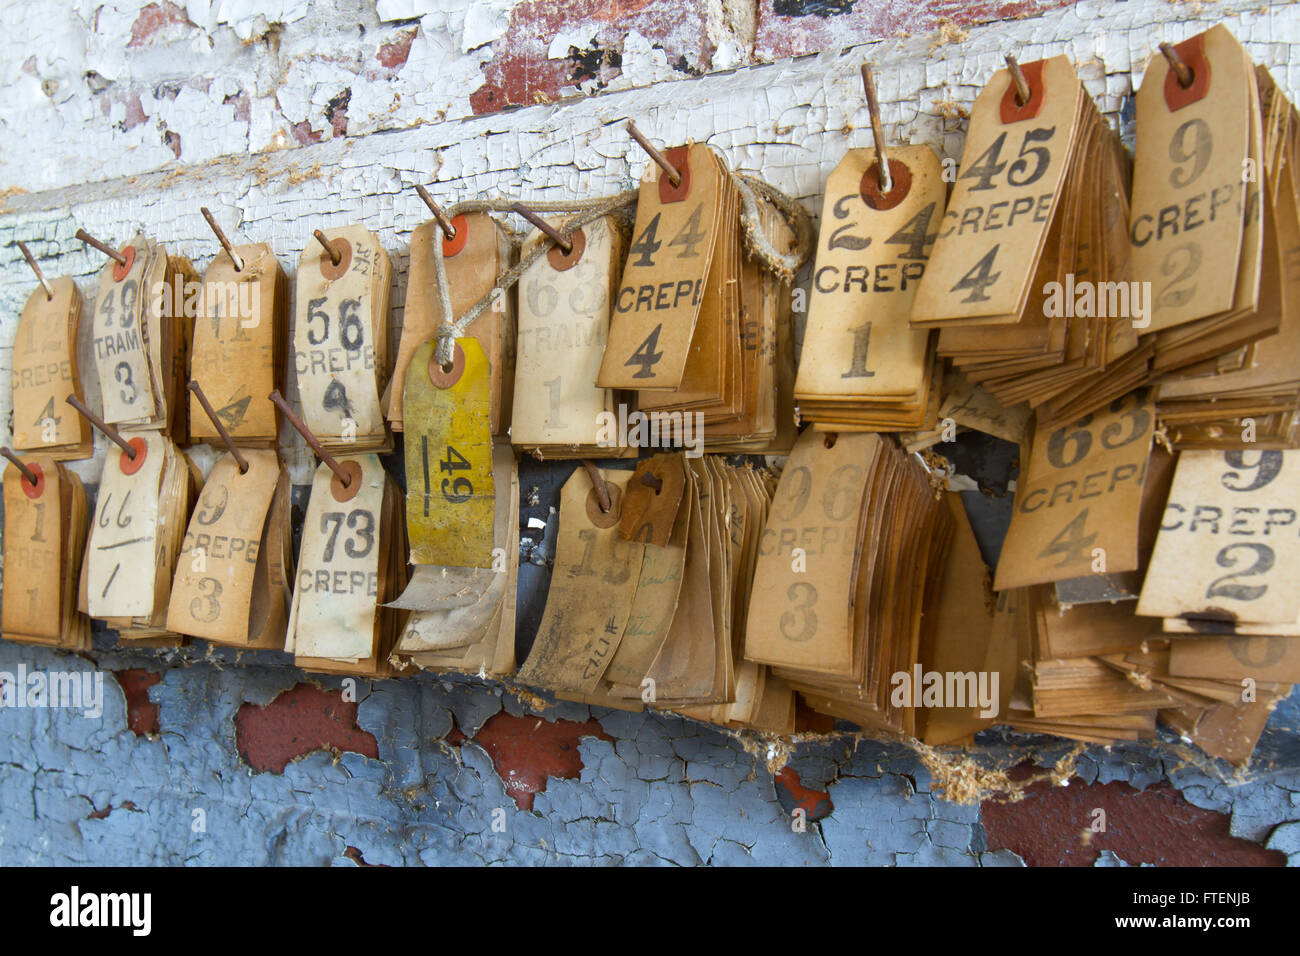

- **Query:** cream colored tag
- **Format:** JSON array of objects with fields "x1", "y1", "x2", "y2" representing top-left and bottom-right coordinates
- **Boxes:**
[
  {"x1": 512, "y1": 215, "x2": 621, "y2": 448},
  {"x1": 294, "y1": 226, "x2": 390, "y2": 449},
  {"x1": 995, "y1": 389, "x2": 1154, "y2": 589},
  {"x1": 292, "y1": 454, "x2": 388, "y2": 661},
  {"x1": 12, "y1": 277, "x2": 90, "y2": 455},
  {"x1": 1138, "y1": 449, "x2": 1300, "y2": 624},
  {"x1": 91, "y1": 236, "x2": 155, "y2": 424},
  {"x1": 2, "y1": 458, "x2": 65, "y2": 639},
  {"x1": 912, "y1": 56, "x2": 1083, "y2": 325},
  {"x1": 87, "y1": 433, "x2": 166, "y2": 618},
  {"x1": 1129, "y1": 25, "x2": 1253, "y2": 332},
  {"x1": 166, "y1": 449, "x2": 280, "y2": 642},
  {"x1": 190, "y1": 244, "x2": 286, "y2": 444},
  {"x1": 598, "y1": 143, "x2": 723, "y2": 389}
]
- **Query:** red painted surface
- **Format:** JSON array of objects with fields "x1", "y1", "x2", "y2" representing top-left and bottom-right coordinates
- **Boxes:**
[
  {"x1": 377, "y1": 29, "x2": 417, "y2": 70},
  {"x1": 980, "y1": 764, "x2": 1285, "y2": 866},
  {"x1": 235, "y1": 683, "x2": 379, "y2": 774},
  {"x1": 127, "y1": 1, "x2": 193, "y2": 49},
  {"x1": 472, "y1": 712, "x2": 612, "y2": 811},
  {"x1": 114, "y1": 669, "x2": 161, "y2": 737},
  {"x1": 755, "y1": 0, "x2": 1080, "y2": 61},
  {"x1": 469, "y1": 0, "x2": 709, "y2": 114},
  {"x1": 343, "y1": 845, "x2": 388, "y2": 866},
  {"x1": 775, "y1": 767, "x2": 834, "y2": 820}
]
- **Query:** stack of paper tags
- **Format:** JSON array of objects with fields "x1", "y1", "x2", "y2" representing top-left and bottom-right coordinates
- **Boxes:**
[
  {"x1": 912, "y1": 55, "x2": 1145, "y2": 423},
  {"x1": 388, "y1": 211, "x2": 516, "y2": 437},
  {"x1": 795, "y1": 146, "x2": 946, "y2": 431},
  {"x1": 598, "y1": 144, "x2": 798, "y2": 454},
  {"x1": 389, "y1": 444, "x2": 518, "y2": 677},
  {"x1": 1152, "y1": 63, "x2": 1300, "y2": 450},
  {"x1": 189, "y1": 240, "x2": 287, "y2": 448},
  {"x1": 166, "y1": 449, "x2": 293, "y2": 650},
  {"x1": 1, "y1": 457, "x2": 91, "y2": 651},
  {"x1": 896, "y1": 368, "x2": 1030, "y2": 453},
  {"x1": 90, "y1": 234, "x2": 196, "y2": 441},
  {"x1": 11, "y1": 275, "x2": 92, "y2": 459},
  {"x1": 293, "y1": 226, "x2": 392, "y2": 452},
  {"x1": 288, "y1": 452, "x2": 409, "y2": 677},
  {"x1": 743, "y1": 429, "x2": 954, "y2": 736},
  {"x1": 1131, "y1": 26, "x2": 1274, "y2": 380},
  {"x1": 515, "y1": 452, "x2": 795, "y2": 734},
  {"x1": 511, "y1": 214, "x2": 635, "y2": 458},
  {"x1": 79, "y1": 433, "x2": 197, "y2": 645}
]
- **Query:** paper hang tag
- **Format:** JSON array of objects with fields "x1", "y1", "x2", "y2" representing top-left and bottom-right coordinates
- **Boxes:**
[
  {"x1": 795, "y1": 145, "x2": 945, "y2": 426},
  {"x1": 618, "y1": 452, "x2": 687, "y2": 545},
  {"x1": 190, "y1": 244, "x2": 287, "y2": 446},
  {"x1": 2, "y1": 458, "x2": 68, "y2": 640},
  {"x1": 291, "y1": 454, "x2": 389, "y2": 661},
  {"x1": 598, "y1": 143, "x2": 724, "y2": 389},
  {"x1": 12, "y1": 277, "x2": 91, "y2": 457},
  {"x1": 91, "y1": 235, "x2": 157, "y2": 424},
  {"x1": 389, "y1": 213, "x2": 515, "y2": 435},
  {"x1": 512, "y1": 215, "x2": 622, "y2": 452},
  {"x1": 86, "y1": 432, "x2": 167, "y2": 618},
  {"x1": 165, "y1": 449, "x2": 281, "y2": 643},
  {"x1": 1137, "y1": 449, "x2": 1300, "y2": 625},
  {"x1": 294, "y1": 226, "x2": 390, "y2": 451},
  {"x1": 995, "y1": 389, "x2": 1155, "y2": 589},
  {"x1": 743, "y1": 430, "x2": 875, "y2": 675},
  {"x1": 1130, "y1": 26, "x2": 1253, "y2": 333},
  {"x1": 403, "y1": 336, "x2": 495, "y2": 567},
  {"x1": 912, "y1": 56, "x2": 1083, "y2": 326},
  {"x1": 517, "y1": 467, "x2": 646, "y2": 693}
]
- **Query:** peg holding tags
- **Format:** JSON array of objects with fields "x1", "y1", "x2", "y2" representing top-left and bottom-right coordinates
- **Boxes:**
[
  {"x1": 415, "y1": 184, "x2": 458, "y2": 239},
  {"x1": 313, "y1": 229, "x2": 343, "y2": 267},
  {"x1": 16, "y1": 241, "x2": 53, "y2": 301},
  {"x1": 75, "y1": 228, "x2": 127, "y2": 266},
  {"x1": 66, "y1": 395, "x2": 137, "y2": 459},
  {"x1": 859, "y1": 64, "x2": 892, "y2": 194},
  {"x1": 200, "y1": 206, "x2": 244, "y2": 272},
  {"x1": 0, "y1": 448, "x2": 40, "y2": 486},
  {"x1": 626, "y1": 120, "x2": 682, "y2": 187},
  {"x1": 269, "y1": 389, "x2": 352, "y2": 488},
  {"x1": 188, "y1": 380, "x2": 248, "y2": 474},
  {"x1": 511, "y1": 201, "x2": 572, "y2": 255}
]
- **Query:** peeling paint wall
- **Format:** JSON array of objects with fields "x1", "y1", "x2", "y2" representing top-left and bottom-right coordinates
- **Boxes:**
[{"x1": 2, "y1": 0, "x2": 1300, "y2": 865}]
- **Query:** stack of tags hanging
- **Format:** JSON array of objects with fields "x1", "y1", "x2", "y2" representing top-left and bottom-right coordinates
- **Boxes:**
[
  {"x1": 1131, "y1": 448, "x2": 1297, "y2": 761},
  {"x1": 743, "y1": 429, "x2": 954, "y2": 736},
  {"x1": 1130, "y1": 26, "x2": 1273, "y2": 381},
  {"x1": 911, "y1": 55, "x2": 1146, "y2": 423},
  {"x1": 90, "y1": 234, "x2": 196, "y2": 442},
  {"x1": 2, "y1": 458, "x2": 91, "y2": 650},
  {"x1": 388, "y1": 211, "x2": 516, "y2": 438},
  {"x1": 388, "y1": 444, "x2": 516, "y2": 676},
  {"x1": 189, "y1": 238, "x2": 287, "y2": 447},
  {"x1": 511, "y1": 214, "x2": 634, "y2": 457},
  {"x1": 287, "y1": 453, "x2": 408, "y2": 676},
  {"x1": 388, "y1": 335, "x2": 516, "y2": 677},
  {"x1": 1150, "y1": 59, "x2": 1300, "y2": 449},
  {"x1": 80, "y1": 433, "x2": 197, "y2": 645},
  {"x1": 795, "y1": 146, "x2": 946, "y2": 431},
  {"x1": 12, "y1": 275, "x2": 92, "y2": 459},
  {"x1": 516, "y1": 453, "x2": 795, "y2": 734},
  {"x1": 166, "y1": 449, "x2": 293, "y2": 650},
  {"x1": 293, "y1": 226, "x2": 391, "y2": 451},
  {"x1": 598, "y1": 145, "x2": 797, "y2": 453}
]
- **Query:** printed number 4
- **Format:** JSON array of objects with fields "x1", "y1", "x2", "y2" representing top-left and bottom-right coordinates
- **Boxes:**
[{"x1": 625, "y1": 324, "x2": 664, "y2": 379}]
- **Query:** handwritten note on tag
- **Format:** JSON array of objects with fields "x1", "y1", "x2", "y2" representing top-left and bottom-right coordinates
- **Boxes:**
[
  {"x1": 87, "y1": 434, "x2": 166, "y2": 618},
  {"x1": 294, "y1": 226, "x2": 390, "y2": 450},
  {"x1": 403, "y1": 337, "x2": 494, "y2": 567}
]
